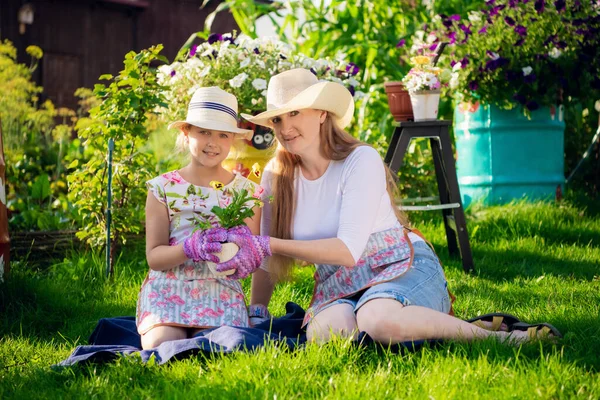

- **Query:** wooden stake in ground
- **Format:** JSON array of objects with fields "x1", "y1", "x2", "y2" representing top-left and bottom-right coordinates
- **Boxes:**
[{"x1": 0, "y1": 119, "x2": 10, "y2": 282}]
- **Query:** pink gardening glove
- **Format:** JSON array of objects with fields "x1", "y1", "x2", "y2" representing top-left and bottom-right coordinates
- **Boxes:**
[
  {"x1": 216, "y1": 226, "x2": 271, "y2": 279},
  {"x1": 183, "y1": 227, "x2": 228, "y2": 263}
]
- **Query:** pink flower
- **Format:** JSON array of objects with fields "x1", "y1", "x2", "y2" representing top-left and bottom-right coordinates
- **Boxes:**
[
  {"x1": 204, "y1": 308, "x2": 220, "y2": 317},
  {"x1": 184, "y1": 266, "x2": 195, "y2": 278},
  {"x1": 165, "y1": 271, "x2": 177, "y2": 280},
  {"x1": 138, "y1": 311, "x2": 151, "y2": 322},
  {"x1": 148, "y1": 291, "x2": 159, "y2": 299},
  {"x1": 235, "y1": 293, "x2": 245, "y2": 301},
  {"x1": 219, "y1": 291, "x2": 231, "y2": 302},
  {"x1": 167, "y1": 295, "x2": 186, "y2": 305},
  {"x1": 180, "y1": 312, "x2": 191, "y2": 319},
  {"x1": 190, "y1": 288, "x2": 201, "y2": 299},
  {"x1": 163, "y1": 171, "x2": 184, "y2": 184},
  {"x1": 252, "y1": 186, "x2": 265, "y2": 199},
  {"x1": 156, "y1": 301, "x2": 167, "y2": 308},
  {"x1": 384, "y1": 235, "x2": 395, "y2": 245}
]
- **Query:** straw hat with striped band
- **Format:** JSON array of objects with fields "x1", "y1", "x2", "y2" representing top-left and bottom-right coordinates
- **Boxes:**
[
  {"x1": 241, "y1": 68, "x2": 355, "y2": 129},
  {"x1": 168, "y1": 87, "x2": 253, "y2": 140}
]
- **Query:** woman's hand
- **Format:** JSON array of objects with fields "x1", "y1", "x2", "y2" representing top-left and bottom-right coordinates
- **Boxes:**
[
  {"x1": 182, "y1": 227, "x2": 227, "y2": 263},
  {"x1": 215, "y1": 226, "x2": 271, "y2": 279}
]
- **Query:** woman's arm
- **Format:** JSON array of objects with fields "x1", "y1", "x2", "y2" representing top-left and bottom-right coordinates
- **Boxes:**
[
  {"x1": 269, "y1": 237, "x2": 356, "y2": 268},
  {"x1": 145, "y1": 192, "x2": 188, "y2": 271}
]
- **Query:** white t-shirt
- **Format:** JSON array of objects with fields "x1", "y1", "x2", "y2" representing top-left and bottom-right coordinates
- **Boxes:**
[{"x1": 260, "y1": 146, "x2": 423, "y2": 266}]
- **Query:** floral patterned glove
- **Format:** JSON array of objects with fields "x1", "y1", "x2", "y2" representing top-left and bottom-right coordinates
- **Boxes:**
[
  {"x1": 182, "y1": 227, "x2": 228, "y2": 263},
  {"x1": 215, "y1": 226, "x2": 271, "y2": 279}
]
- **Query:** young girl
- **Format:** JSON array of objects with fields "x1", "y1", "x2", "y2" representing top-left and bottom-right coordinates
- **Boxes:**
[{"x1": 136, "y1": 87, "x2": 270, "y2": 349}]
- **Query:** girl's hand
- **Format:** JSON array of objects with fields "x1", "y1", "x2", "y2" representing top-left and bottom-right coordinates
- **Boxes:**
[
  {"x1": 183, "y1": 227, "x2": 228, "y2": 263},
  {"x1": 215, "y1": 228, "x2": 271, "y2": 279}
]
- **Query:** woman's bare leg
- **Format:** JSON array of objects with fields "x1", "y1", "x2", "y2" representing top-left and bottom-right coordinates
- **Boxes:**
[
  {"x1": 356, "y1": 299, "x2": 548, "y2": 345},
  {"x1": 306, "y1": 303, "x2": 359, "y2": 344}
]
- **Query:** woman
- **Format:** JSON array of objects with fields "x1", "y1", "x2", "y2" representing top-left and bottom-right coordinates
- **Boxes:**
[{"x1": 218, "y1": 68, "x2": 559, "y2": 345}]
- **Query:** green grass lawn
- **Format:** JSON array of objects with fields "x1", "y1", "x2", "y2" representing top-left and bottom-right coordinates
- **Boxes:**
[{"x1": 1, "y1": 199, "x2": 599, "y2": 399}]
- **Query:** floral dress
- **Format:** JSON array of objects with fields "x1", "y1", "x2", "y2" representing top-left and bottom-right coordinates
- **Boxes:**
[{"x1": 136, "y1": 170, "x2": 264, "y2": 335}]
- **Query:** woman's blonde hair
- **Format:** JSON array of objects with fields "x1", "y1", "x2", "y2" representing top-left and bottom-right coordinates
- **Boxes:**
[{"x1": 268, "y1": 113, "x2": 409, "y2": 282}]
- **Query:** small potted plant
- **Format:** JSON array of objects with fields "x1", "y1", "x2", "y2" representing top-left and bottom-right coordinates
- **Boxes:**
[
  {"x1": 201, "y1": 176, "x2": 264, "y2": 276},
  {"x1": 401, "y1": 54, "x2": 452, "y2": 121}
]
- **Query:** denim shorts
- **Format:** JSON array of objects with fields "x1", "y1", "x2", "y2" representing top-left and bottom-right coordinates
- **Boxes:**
[{"x1": 319, "y1": 241, "x2": 451, "y2": 315}]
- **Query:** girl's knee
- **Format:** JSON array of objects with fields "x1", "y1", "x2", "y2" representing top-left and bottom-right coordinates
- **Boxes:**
[{"x1": 141, "y1": 326, "x2": 187, "y2": 349}]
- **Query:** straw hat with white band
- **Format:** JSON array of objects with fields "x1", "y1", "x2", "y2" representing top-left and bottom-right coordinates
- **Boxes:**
[
  {"x1": 168, "y1": 87, "x2": 253, "y2": 140},
  {"x1": 241, "y1": 68, "x2": 355, "y2": 129}
]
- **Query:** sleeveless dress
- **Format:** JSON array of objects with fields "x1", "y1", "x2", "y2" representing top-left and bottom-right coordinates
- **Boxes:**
[{"x1": 136, "y1": 170, "x2": 264, "y2": 335}]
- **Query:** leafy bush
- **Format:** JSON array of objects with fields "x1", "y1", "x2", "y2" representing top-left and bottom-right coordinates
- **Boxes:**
[{"x1": 68, "y1": 45, "x2": 168, "y2": 265}]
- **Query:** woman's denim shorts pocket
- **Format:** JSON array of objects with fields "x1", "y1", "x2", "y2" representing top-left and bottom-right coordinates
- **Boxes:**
[{"x1": 355, "y1": 242, "x2": 451, "y2": 314}]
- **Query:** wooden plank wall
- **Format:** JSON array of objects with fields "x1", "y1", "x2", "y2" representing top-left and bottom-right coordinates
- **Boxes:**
[{"x1": 0, "y1": 0, "x2": 237, "y2": 109}]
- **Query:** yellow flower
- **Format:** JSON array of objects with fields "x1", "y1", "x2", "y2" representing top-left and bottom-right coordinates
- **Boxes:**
[
  {"x1": 209, "y1": 180, "x2": 224, "y2": 190},
  {"x1": 411, "y1": 56, "x2": 431, "y2": 66},
  {"x1": 251, "y1": 162, "x2": 262, "y2": 178}
]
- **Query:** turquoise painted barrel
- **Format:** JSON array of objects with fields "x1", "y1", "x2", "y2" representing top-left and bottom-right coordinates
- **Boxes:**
[{"x1": 454, "y1": 103, "x2": 565, "y2": 207}]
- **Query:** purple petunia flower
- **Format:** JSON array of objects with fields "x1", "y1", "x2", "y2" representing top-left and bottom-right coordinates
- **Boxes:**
[
  {"x1": 451, "y1": 60, "x2": 457, "y2": 68},
  {"x1": 515, "y1": 25, "x2": 527, "y2": 36},
  {"x1": 348, "y1": 86, "x2": 356, "y2": 96},
  {"x1": 524, "y1": 73, "x2": 537, "y2": 84},
  {"x1": 396, "y1": 39, "x2": 406, "y2": 48},
  {"x1": 556, "y1": 41, "x2": 567, "y2": 49},
  {"x1": 253, "y1": 48, "x2": 260, "y2": 55},
  {"x1": 346, "y1": 63, "x2": 360, "y2": 76},
  {"x1": 208, "y1": 33, "x2": 223, "y2": 44},
  {"x1": 429, "y1": 43, "x2": 439, "y2": 51},
  {"x1": 554, "y1": 0, "x2": 565, "y2": 12},
  {"x1": 534, "y1": 0, "x2": 545, "y2": 14},
  {"x1": 486, "y1": 57, "x2": 509, "y2": 71},
  {"x1": 447, "y1": 31, "x2": 458, "y2": 44},
  {"x1": 485, "y1": 0, "x2": 496, "y2": 6},
  {"x1": 513, "y1": 93, "x2": 527, "y2": 104},
  {"x1": 504, "y1": 17, "x2": 516, "y2": 26},
  {"x1": 479, "y1": 25, "x2": 488, "y2": 34},
  {"x1": 515, "y1": 38, "x2": 525, "y2": 46},
  {"x1": 460, "y1": 56, "x2": 470, "y2": 67},
  {"x1": 509, "y1": 0, "x2": 519, "y2": 7},
  {"x1": 170, "y1": 70, "x2": 176, "y2": 77},
  {"x1": 310, "y1": 68, "x2": 317, "y2": 76},
  {"x1": 468, "y1": 81, "x2": 479, "y2": 91},
  {"x1": 526, "y1": 101, "x2": 539, "y2": 111},
  {"x1": 189, "y1": 44, "x2": 198, "y2": 57},
  {"x1": 459, "y1": 23, "x2": 472, "y2": 35},
  {"x1": 449, "y1": 14, "x2": 461, "y2": 21}
]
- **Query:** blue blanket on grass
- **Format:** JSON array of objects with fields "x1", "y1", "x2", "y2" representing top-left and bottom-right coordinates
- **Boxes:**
[{"x1": 56, "y1": 302, "x2": 432, "y2": 367}]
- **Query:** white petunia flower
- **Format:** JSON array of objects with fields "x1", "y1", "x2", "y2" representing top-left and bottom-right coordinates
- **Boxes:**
[
  {"x1": 452, "y1": 62, "x2": 462, "y2": 71},
  {"x1": 229, "y1": 72, "x2": 248, "y2": 88},
  {"x1": 252, "y1": 78, "x2": 267, "y2": 90},
  {"x1": 468, "y1": 11, "x2": 481, "y2": 23},
  {"x1": 549, "y1": 48, "x2": 562, "y2": 59},
  {"x1": 522, "y1": 66, "x2": 533, "y2": 76},
  {"x1": 256, "y1": 59, "x2": 266, "y2": 69},
  {"x1": 240, "y1": 58, "x2": 251, "y2": 68},
  {"x1": 199, "y1": 66, "x2": 211, "y2": 77},
  {"x1": 348, "y1": 77, "x2": 360, "y2": 87}
]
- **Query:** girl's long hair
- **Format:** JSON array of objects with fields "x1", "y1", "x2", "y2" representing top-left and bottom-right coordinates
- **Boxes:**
[{"x1": 268, "y1": 113, "x2": 409, "y2": 282}]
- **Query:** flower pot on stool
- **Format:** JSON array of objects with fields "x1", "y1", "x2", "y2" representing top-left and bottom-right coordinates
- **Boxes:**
[
  {"x1": 410, "y1": 90, "x2": 440, "y2": 121},
  {"x1": 383, "y1": 82, "x2": 414, "y2": 121}
]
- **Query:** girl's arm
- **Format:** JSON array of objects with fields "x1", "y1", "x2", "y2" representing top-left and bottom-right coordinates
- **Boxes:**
[
  {"x1": 246, "y1": 206, "x2": 275, "y2": 306},
  {"x1": 145, "y1": 191, "x2": 188, "y2": 271}
]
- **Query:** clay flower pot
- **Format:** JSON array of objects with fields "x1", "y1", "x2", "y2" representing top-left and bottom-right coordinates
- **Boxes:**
[
  {"x1": 206, "y1": 242, "x2": 239, "y2": 277},
  {"x1": 384, "y1": 82, "x2": 414, "y2": 122}
]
